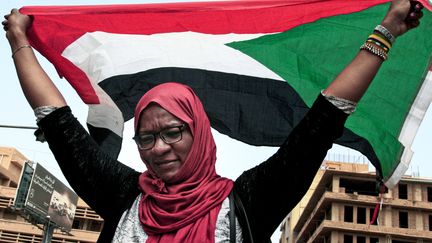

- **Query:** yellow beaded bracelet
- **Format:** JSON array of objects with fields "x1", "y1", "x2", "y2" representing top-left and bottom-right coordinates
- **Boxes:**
[{"x1": 368, "y1": 34, "x2": 392, "y2": 49}]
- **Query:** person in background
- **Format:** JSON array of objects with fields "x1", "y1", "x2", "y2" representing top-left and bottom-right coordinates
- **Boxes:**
[{"x1": 2, "y1": 0, "x2": 423, "y2": 242}]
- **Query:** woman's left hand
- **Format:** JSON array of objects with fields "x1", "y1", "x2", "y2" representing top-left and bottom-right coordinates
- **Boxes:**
[{"x1": 381, "y1": 0, "x2": 424, "y2": 38}]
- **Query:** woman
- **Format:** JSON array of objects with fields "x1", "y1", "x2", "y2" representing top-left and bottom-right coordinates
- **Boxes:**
[{"x1": 2, "y1": 0, "x2": 424, "y2": 242}]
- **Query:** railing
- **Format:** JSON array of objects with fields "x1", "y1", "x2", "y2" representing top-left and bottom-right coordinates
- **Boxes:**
[
  {"x1": 325, "y1": 152, "x2": 369, "y2": 164},
  {"x1": 0, "y1": 197, "x2": 13, "y2": 209},
  {"x1": 0, "y1": 230, "x2": 42, "y2": 243},
  {"x1": 74, "y1": 207, "x2": 102, "y2": 220}
]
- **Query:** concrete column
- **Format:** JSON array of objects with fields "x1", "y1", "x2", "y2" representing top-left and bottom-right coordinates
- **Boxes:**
[
  {"x1": 333, "y1": 175, "x2": 340, "y2": 193},
  {"x1": 330, "y1": 231, "x2": 339, "y2": 243},
  {"x1": 413, "y1": 184, "x2": 422, "y2": 202},
  {"x1": 385, "y1": 187, "x2": 393, "y2": 199},
  {"x1": 332, "y1": 203, "x2": 340, "y2": 222},
  {"x1": 415, "y1": 210, "x2": 423, "y2": 230},
  {"x1": 384, "y1": 206, "x2": 392, "y2": 227},
  {"x1": 353, "y1": 206, "x2": 358, "y2": 224}
]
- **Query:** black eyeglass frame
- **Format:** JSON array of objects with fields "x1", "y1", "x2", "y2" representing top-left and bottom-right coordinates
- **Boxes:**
[{"x1": 133, "y1": 124, "x2": 186, "y2": 150}]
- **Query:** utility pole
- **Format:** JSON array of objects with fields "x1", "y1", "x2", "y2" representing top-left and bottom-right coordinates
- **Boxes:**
[
  {"x1": 0, "y1": 124, "x2": 37, "y2": 130},
  {"x1": 42, "y1": 216, "x2": 54, "y2": 243}
]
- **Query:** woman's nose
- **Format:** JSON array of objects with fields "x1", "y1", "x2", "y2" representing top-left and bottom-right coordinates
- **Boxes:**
[{"x1": 152, "y1": 137, "x2": 171, "y2": 154}]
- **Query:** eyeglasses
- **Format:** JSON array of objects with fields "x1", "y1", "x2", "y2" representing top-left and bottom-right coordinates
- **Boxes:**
[{"x1": 133, "y1": 124, "x2": 186, "y2": 150}]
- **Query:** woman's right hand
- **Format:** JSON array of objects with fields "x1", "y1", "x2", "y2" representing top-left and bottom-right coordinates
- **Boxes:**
[
  {"x1": 3, "y1": 8, "x2": 67, "y2": 109},
  {"x1": 2, "y1": 9, "x2": 32, "y2": 51}
]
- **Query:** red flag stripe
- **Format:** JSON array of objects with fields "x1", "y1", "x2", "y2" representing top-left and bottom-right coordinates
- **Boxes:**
[{"x1": 20, "y1": 0, "x2": 392, "y2": 104}]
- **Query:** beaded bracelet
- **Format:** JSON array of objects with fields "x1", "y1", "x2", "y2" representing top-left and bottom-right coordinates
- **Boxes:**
[
  {"x1": 360, "y1": 42, "x2": 388, "y2": 61},
  {"x1": 368, "y1": 34, "x2": 392, "y2": 49},
  {"x1": 366, "y1": 39, "x2": 389, "y2": 53},
  {"x1": 11, "y1": 44, "x2": 32, "y2": 58},
  {"x1": 373, "y1": 31, "x2": 392, "y2": 47}
]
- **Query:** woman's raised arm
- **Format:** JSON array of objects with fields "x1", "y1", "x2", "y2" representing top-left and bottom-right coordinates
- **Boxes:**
[
  {"x1": 323, "y1": 0, "x2": 423, "y2": 102},
  {"x1": 3, "y1": 9, "x2": 67, "y2": 109}
]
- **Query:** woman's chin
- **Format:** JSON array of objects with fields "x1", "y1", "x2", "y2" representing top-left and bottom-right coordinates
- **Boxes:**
[{"x1": 155, "y1": 163, "x2": 182, "y2": 183}]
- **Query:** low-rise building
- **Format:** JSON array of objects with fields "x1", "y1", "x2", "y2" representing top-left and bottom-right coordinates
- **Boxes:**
[
  {"x1": 0, "y1": 147, "x2": 102, "y2": 242},
  {"x1": 281, "y1": 161, "x2": 432, "y2": 243}
]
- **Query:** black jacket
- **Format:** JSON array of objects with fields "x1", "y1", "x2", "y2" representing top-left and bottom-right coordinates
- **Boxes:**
[{"x1": 38, "y1": 93, "x2": 348, "y2": 243}]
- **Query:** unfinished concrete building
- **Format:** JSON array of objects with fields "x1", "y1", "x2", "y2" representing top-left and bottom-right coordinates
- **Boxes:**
[{"x1": 280, "y1": 161, "x2": 432, "y2": 243}]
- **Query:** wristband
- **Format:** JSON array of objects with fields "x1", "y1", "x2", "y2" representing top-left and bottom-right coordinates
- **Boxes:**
[{"x1": 375, "y1": 25, "x2": 396, "y2": 44}]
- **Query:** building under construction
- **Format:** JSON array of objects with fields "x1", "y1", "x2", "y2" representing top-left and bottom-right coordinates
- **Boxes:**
[{"x1": 280, "y1": 161, "x2": 432, "y2": 243}]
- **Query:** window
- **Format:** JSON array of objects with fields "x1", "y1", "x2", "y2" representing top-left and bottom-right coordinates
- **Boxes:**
[
  {"x1": 325, "y1": 206, "x2": 332, "y2": 220},
  {"x1": 343, "y1": 234, "x2": 353, "y2": 243},
  {"x1": 323, "y1": 234, "x2": 331, "y2": 243},
  {"x1": 340, "y1": 178, "x2": 378, "y2": 196},
  {"x1": 325, "y1": 180, "x2": 333, "y2": 192},
  {"x1": 399, "y1": 211, "x2": 408, "y2": 228},
  {"x1": 357, "y1": 236, "x2": 366, "y2": 243},
  {"x1": 344, "y1": 206, "x2": 353, "y2": 222},
  {"x1": 427, "y1": 187, "x2": 432, "y2": 202},
  {"x1": 370, "y1": 237, "x2": 379, "y2": 243},
  {"x1": 399, "y1": 184, "x2": 408, "y2": 199},
  {"x1": 357, "y1": 207, "x2": 366, "y2": 224},
  {"x1": 89, "y1": 220, "x2": 103, "y2": 232},
  {"x1": 72, "y1": 219, "x2": 82, "y2": 229},
  {"x1": 429, "y1": 214, "x2": 432, "y2": 231},
  {"x1": 2, "y1": 211, "x2": 17, "y2": 220}
]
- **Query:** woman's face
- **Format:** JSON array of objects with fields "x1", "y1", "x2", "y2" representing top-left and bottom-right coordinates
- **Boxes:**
[{"x1": 137, "y1": 103, "x2": 193, "y2": 183}]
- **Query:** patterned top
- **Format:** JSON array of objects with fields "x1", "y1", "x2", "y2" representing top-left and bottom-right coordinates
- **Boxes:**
[{"x1": 112, "y1": 194, "x2": 243, "y2": 243}]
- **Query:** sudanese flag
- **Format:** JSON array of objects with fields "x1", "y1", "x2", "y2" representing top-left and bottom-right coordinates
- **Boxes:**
[{"x1": 21, "y1": 0, "x2": 432, "y2": 188}]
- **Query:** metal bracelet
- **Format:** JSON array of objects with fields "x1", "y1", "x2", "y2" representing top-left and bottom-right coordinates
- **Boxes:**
[
  {"x1": 375, "y1": 25, "x2": 395, "y2": 44},
  {"x1": 11, "y1": 44, "x2": 32, "y2": 58}
]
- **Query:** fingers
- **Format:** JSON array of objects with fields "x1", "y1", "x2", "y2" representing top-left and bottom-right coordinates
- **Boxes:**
[
  {"x1": 406, "y1": 18, "x2": 420, "y2": 29},
  {"x1": 3, "y1": 8, "x2": 31, "y2": 33},
  {"x1": 4, "y1": 9, "x2": 20, "y2": 20},
  {"x1": 409, "y1": 9, "x2": 423, "y2": 20},
  {"x1": 408, "y1": 1, "x2": 423, "y2": 17},
  {"x1": 413, "y1": 1, "x2": 423, "y2": 10},
  {"x1": 381, "y1": 0, "x2": 424, "y2": 37},
  {"x1": 406, "y1": 1, "x2": 423, "y2": 29},
  {"x1": 3, "y1": 9, "x2": 18, "y2": 31},
  {"x1": 4, "y1": 9, "x2": 18, "y2": 20},
  {"x1": 2, "y1": 16, "x2": 8, "y2": 31}
]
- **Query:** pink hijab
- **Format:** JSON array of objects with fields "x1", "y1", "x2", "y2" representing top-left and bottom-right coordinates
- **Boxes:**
[{"x1": 134, "y1": 83, "x2": 234, "y2": 243}]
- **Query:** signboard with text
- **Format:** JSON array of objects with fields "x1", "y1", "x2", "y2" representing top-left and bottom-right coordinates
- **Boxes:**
[{"x1": 25, "y1": 163, "x2": 78, "y2": 231}]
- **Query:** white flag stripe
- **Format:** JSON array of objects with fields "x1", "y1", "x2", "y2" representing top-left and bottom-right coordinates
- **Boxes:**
[
  {"x1": 62, "y1": 31, "x2": 284, "y2": 84},
  {"x1": 62, "y1": 31, "x2": 284, "y2": 135},
  {"x1": 386, "y1": 70, "x2": 432, "y2": 188}
]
